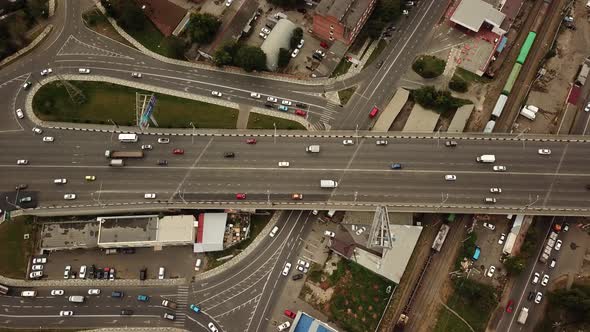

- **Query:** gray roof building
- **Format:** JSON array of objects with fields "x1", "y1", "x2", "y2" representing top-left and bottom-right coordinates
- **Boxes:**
[
  {"x1": 193, "y1": 213, "x2": 227, "y2": 253},
  {"x1": 450, "y1": 0, "x2": 506, "y2": 34},
  {"x1": 260, "y1": 19, "x2": 296, "y2": 71}
]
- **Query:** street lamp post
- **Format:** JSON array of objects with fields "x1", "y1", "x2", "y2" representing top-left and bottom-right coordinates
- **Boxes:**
[
  {"x1": 108, "y1": 119, "x2": 116, "y2": 143},
  {"x1": 516, "y1": 128, "x2": 529, "y2": 150},
  {"x1": 438, "y1": 193, "x2": 449, "y2": 209},
  {"x1": 273, "y1": 123, "x2": 277, "y2": 144},
  {"x1": 189, "y1": 122, "x2": 195, "y2": 144},
  {"x1": 267, "y1": 189, "x2": 271, "y2": 205},
  {"x1": 5, "y1": 196, "x2": 19, "y2": 210},
  {"x1": 355, "y1": 124, "x2": 359, "y2": 145}
]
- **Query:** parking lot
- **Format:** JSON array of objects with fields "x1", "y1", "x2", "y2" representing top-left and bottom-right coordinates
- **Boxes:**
[
  {"x1": 470, "y1": 215, "x2": 512, "y2": 284},
  {"x1": 32, "y1": 246, "x2": 198, "y2": 281}
]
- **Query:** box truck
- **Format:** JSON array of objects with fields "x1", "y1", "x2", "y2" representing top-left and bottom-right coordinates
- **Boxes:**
[
  {"x1": 476, "y1": 155, "x2": 496, "y2": 163},
  {"x1": 320, "y1": 180, "x2": 338, "y2": 188}
]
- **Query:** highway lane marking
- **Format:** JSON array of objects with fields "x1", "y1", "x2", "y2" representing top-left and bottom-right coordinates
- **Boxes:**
[
  {"x1": 169, "y1": 137, "x2": 214, "y2": 201},
  {"x1": 0, "y1": 313, "x2": 159, "y2": 318},
  {"x1": 542, "y1": 144, "x2": 569, "y2": 207},
  {"x1": 2, "y1": 164, "x2": 588, "y2": 177}
]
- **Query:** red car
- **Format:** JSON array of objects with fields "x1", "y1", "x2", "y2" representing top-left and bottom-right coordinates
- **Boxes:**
[
  {"x1": 369, "y1": 106, "x2": 379, "y2": 118},
  {"x1": 284, "y1": 309, "x2": 296, "y2": 319},
  {"x1": 505, "y1": 300, "x2": 514, "y2": 313},
  {"x1": 295, "y1": 109, "x2": 307, "y2": 117},
  {"x1": 172, "y1": 148, "x2": 184, "y2": 155},
  {"x1": 246, "y1": 138, "x2": 257, "y2": 144},
  {"x1": 236, "y1": 193, "x2": 247, "y2": 200},
  {"x1": 320, "y1": 41, "x2": 328, "y2": 49}
]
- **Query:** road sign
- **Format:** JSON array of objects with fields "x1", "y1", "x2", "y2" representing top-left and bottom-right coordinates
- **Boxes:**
[{"x1": 139, "y1": 94, "x2": 156, "y2": 130}]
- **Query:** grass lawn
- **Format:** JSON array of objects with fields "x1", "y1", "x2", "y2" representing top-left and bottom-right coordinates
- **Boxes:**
[
  {"x1": 33, "y1": 81, "x2": 239, "y2": 129},
  {"x1": 247, "y1": 113, "x2": 306, "y2": 130},
  {"x1": 455, "y1": 67, "x2": 493, "y2": 84},
  {"x1": 130, "y1": 18, "x2": 179, "y2": 59},
  {"x1": 0, "y1": 217, "x2": 36, "y2": 278},
  {"x1": 329, "y1": 259, "x2": 395, "y2": 332},
  {"x1": 331, "y1": 58, "x2": 353, "y2": 78},
  {"x1": 338, "y1": 87, "x2": 356, "y2": 105},
  {"x1": 363, "y1": 39, "x2": 387, "y2": 69},
  {"x1": 82, "y1": 8, "x2": 134, "y2": 47},
  {"x1": 433, "y1": 304, "x2": 474, "y2": 332},
  {"x1": 205, "y1": 212, "x2": 273, "y2": 269},
  {"x1": 412, "y1": 55, "x2": 446, "y2": 78}
]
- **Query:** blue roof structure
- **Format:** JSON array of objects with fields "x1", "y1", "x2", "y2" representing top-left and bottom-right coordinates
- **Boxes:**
[{"x1": 292, "y1": 312, "x2": 338, "y2": 332}]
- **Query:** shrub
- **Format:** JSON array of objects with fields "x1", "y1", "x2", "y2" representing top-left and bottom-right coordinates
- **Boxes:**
[
  {"x1": 412, "y1": 55, "x2": 445, "y2": 78},
  {"x1": 449, "y1": 76, "x2": 469, "y2": 92}
]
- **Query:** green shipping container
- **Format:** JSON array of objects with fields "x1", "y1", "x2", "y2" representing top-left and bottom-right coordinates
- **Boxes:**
[
  {"x1": 516, "y1": 32, "x2": 536, "y2": 64},
  {"x1": 502, "y1": 63, "x2": 522, "y2": 95}
]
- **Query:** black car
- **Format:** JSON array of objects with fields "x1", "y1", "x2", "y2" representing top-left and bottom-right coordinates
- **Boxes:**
[
  {"x1": 122, "y1": 248, "x2": 136, "y2": 254},
  {"x1": 88, "y1": 265, "x2": 95, "y2": 279},
  {"x1": 96, "y1": 270, "x2": 103, "y2": 279},
  {"x1": 527, "y1": 291, "x2": 535, "y2": 301},
  {"x1": 120, "y1": 309, "x2": 133, "y2": 316},
  {"x1": 445, "y1": 140, "x2": 458, "y2": 147},
  {"x1": 224, "y1": 152, "x2": 235, "y2": 158},
  {"x1": 295, "y1": 103, "x2": 307, "y2": 108},
  {"x1": 292, "y1": 273, "x2": 304, "y2": 281},
  {"x1": 377, "y1": 60, "x2": 384, "y2": 68},
  {"x1": 312, "y1": 53, "x2": 323, "y2": 61},
  {"x1": 15, "y1": 184, "x2": 28, "y2": 190},
  {"x1": 157, "y1": 160, "x2": 168, "y2": 166},
  {"x1": 264, "y1": 102, "x2": 274, "y2": 108},
  {"x1": 112, "y1": 291, "x2": 124, "y2": 298},
  {"x1": 140, "y1": 268, "x2": 147, "y2": 281}
]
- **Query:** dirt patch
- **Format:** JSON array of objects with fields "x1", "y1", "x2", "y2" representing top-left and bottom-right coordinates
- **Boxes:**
[{"x1": 390, "y1": 100, "x2": 415, "y2": 131}]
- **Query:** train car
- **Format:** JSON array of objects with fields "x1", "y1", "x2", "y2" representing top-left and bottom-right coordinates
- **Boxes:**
[
  {"x1": 502, "y1": 63, "x2": 522, "y2": 95},
  {"x1": 432, "y1": 224, "x2": 450, "y2": 252},
  {"x1": 491, "y1": 94, "x2": 508, "y2": 118},
  {"x1": 484, "y1": 120, "x2": 496, "y2": 133},
  {"x1": 516, "y1": 32, "x2": 537, "y2": 65}
]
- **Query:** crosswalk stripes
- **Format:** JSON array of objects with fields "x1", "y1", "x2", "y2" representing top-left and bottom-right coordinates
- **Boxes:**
[{"x1": 172, "y1": 285, "x2": 190, "y2": 326}]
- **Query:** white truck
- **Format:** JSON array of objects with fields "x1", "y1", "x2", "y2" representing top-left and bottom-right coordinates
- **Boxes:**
[
  {"x1": 476, "y1": 154, "x2": 496, "y2": 163},
  {"x1": 520, "y1": 108, "x2": 536, "y2": 120},
  {"x1": 517, "y1": 307, "x2": 529, "y2": 324},
  {"x1": 320, "y1": 180, "x2": 338, "y2": 188},
  {"x1": 110, "y1": 159, "x2": 125, "y2": 167},
  {"x1": 306, "y1": 145, "x2": 320, "y2": 153}
]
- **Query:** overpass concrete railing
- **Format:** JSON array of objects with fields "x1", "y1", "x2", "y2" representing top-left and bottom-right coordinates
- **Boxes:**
[
  {"x1": 21, "y1": 200, "x2": 590, "y2": 217},
  {"x1": 0, "y1": 274, "x2": 187, "y2": 288}
]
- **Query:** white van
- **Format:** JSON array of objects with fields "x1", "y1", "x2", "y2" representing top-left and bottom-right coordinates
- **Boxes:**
[
  {"x1": 21, "y1": 290, "x2": 37, "y2": 297},
  {"x1": 194, "y1": 259, "x2": 202, "y2": 271},
  {"x1": 158, "y1": 267, "x2": 165, "y2": 279},
  {"x1": 68, "y1": 295, "x2": 85, "y2": 303},
  {"x1": 269, "y1": 226, "x2": 279, "y2": 237}
]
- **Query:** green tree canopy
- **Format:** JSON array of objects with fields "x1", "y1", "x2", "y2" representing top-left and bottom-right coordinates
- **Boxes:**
[
  {"x1": 235, "y1": 46, "x2": 267, "y2": 72},
  {"x1": 278, "y1": 48, "x2": 291, "y2": 69},
  {"x1": 188, "y1": 13, "x2": 221, "y2": 44},
  {"x1": 118, "y1": 0, "x2": 145, "y2": 31},
  {"x1": 290, "y1": 27, "x2": 303, "y2": 50}
]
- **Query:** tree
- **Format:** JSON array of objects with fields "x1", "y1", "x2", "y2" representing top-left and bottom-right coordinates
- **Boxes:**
[
  {"x1": 101, "y1": 0, "x2": 116, "y2": 17},
  {"x1": 188, "y1": 13, "x2": 221, "y2": 44},
  {"x1": 413, "y1": 86, "x2": 467, "y2": 113},
  {"x1": 267, "y1": 0, "x2": 302, "y2": 7},
  {"x1": 118, "y1": 1, "x2": 145, "y2": 31},
  {"x1": 235, "y1": 46, "x2": 266, "y2": 72},
  {"x1": 503, "y1": 256, "x2": 526, "y2": 275},
  {"x1": 213, "y1": 49, "x2": 232, "y2": 66},
  {"x1": 290, "y1": 27, "x2": 303, "y2": 50},
  {"x1": 550, "y1": 285, "x2": 590, "y2": 324},
  {"x1": 162, "y1": 36, "x2": 186, "y2": 59},
  {"x1": 278, "y1": 48, "x2": 291, "y2": 69},
  {"x1": 449, "y1": 76, "x2": 469, "y2": 92}
]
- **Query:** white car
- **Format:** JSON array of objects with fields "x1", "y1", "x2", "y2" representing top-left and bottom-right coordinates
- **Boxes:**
[
  {"x1": 157, "y1": 137, "x2": 170, "y2": 144},
  {"x1": 79, "y1": 265, "x2": 87, "y2": 279},
  {"x1": 490, "y1": 187, "x2": 502, "y2": 193},
  {"x1": 402, "y1": 9, "x2": 409, "y2": 15},
  {"x1": 493, "y1": 165, "x2": 507, "y2": 172},
  {"x1": 278, "y1": 321, "x2": 291, "y2": 331},
  {"x1": 40, "y1": 68, "x2": 53, "y2": 76},
  {"x1": 208, "y1": 322, "x2": 219, "y2": 332},
  {"x1": 16, "y1": 108, "x2": 24, "y2": 119},
  {"x1": 486, "y1": 265, "x2": 496, "y2": 277},
  {"x1": 261, "y1": 27, "x2": 271, "y2": 35},
  {"x1": 54, "y1": 178, "x2": 67, "y2": 184},
  {"x1": 314, "y1": 49, "x2": 326, "y2": 57},
  {"x1": 355, "y1": 226, "x2": 366, "y2": 235},
  {"x1": 541, "y1": 274, "x2": 549, "y2": 286},
  {"x1": 532, "y1": 272, "x2": 540, "y2": 284},
  {"x1": 131, "y1": 72, "x2": 142, "y2": 78},
  {"x1": 22, "y1": 81, "x2": 32, "y2": 89},
  {"x1": 211, "y1": 91, "x2": 222, "y2": 97},
  {"x1": 78, "y1": 68, "x2": 91, "y2": 74},
  {"x1": 585, "y1": 102, "x2": 590, "y2": 112},
  {"x1": 64, "y1": 194, "x2": 76, "y2": 200},
  {"x1": 144, "y1": 193, "x2": 156, "y2": 199},
  {"x1": 278, "y1": 161, "x2": 290, "y2": 167},
  {"x1": 291, "y1": 48, "x2": 300, "y2": 57},
  {"x1": 163, "y1": 312, "x2": 175, "y2": 320},
  {"x1": 324, "y1": 230, "x2": 335, "y2": 238},
  {"x1": 483, "y1": 222, "x2": 496, "y2": 231},
  {"x1": 43, "y1": 136, "x2": 54, "y2": 142},
  {"x1": 267, "y1": 96, "x2": 278, "y2": 103},
  {"x1": 225, "y1": 0, "x2": 233, "y2": 6},
  {"x1": 88, "y1": 289, "x2": 100, "y2": 295},
  {"x1": 17, "y1": 159, "x2": 29, "y2": 165},
  {"x1": 32, "y1": 127, "x2": 43, "y2": 134},
  {"x1": 59, "y1": 311, "x2": 74, "y2": 316},
  {"x1": 282, "y1": 262, "x2": 292, "y2": 276},
  {"x1": 250, "y1": 92, "x2": 261, "y2": 99},
  {"x1": 258, "y1": 32, "x2": 267, "y2": 39},
  {"x1": 376, "y1": 140, "x2": 388, "y2": 145},
  {"x1": 33, "y1": 257, "x2": 47, "y2": 264},
  {"x1": 281, "y1": 100, "x2": 292, "y2": 106},
  {"x1": 534, "y1": 292, "x2": 543, "y2": 304},
  {"x1": 141, "y1": 144, "x2": 152, "y2": 150},
  {"x1": 297, "y1": 39, "x2": 304, "y2": 49},
  {"x1": 538, "y1": 148, "x2": 551, "y2": 155},
  {"x1": 51, "y1": 290, "x2": 64, "y2": 296},
  {"x1": 554, "y1": 239, "x2": 562, "y2": 251},
  {"x1": 445, "y1": 175, "x2": 456, "y2": 181},
  {"x1": 64, "y1": 265, "x2": 71, "y2": 279},
  {"x1": 498, "y1": 233, "x2": 506, "y2": 244},
  {"x1": 31, "y1": 264, "x2": 44, "y2": 271},
  {"x1": 29, "y1": 271, "x2": 43, "y2": 279},
  {"x1": 343, "y1": 139, "x2": 354, "y2": 145}
]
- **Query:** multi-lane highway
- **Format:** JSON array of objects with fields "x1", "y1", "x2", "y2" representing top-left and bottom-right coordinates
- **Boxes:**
[{"x1": 1, "y1": 129, "x2": 589, "y2": 215}]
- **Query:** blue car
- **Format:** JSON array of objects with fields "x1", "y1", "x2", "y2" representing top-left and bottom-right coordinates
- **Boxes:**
[
  {"x1": 391, "y1": 163, "x2": 402, "y2": 170},
  {"x1": 137, "y1": 295, "x2": 149, "y2": 302},
  {"x1": 189, "y1": 304, "x2": 201, "y2": 313},
  {"x1": 278, "y1": 105, "x2": 289, "y2": 112}
]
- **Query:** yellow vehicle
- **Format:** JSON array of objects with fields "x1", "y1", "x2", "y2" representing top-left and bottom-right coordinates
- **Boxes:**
[{"x1": 85, "y1": 176, "x2": 96, "y2": 181}]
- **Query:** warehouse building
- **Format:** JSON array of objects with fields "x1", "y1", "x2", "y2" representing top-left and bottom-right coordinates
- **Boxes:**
[{"x1": 260, "y1": 19, "x2": 297, "y2": 71}]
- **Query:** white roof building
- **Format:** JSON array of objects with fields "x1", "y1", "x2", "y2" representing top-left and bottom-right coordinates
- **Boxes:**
[
  {"x1": 193, "y1": 213, "x2": 227, "y2": 253},
  {"x1": 450, "y1": 0, "x2": 506, "y2": 35}
]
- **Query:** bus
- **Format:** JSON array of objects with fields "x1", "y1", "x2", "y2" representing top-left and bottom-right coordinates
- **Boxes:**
[
  {"x1": 118, "y1": 133, "x2": 138, "y2": 143},
  {"x1": 0, "y1": 283, "x2": 9, "y2": 295},
  {"x1": 473, "y1": 247, "x2": 481, "y2": 261}
]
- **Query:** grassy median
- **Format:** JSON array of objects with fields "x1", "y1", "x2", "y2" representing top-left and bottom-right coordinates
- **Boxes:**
[
  {"x1": 0, "y1": 217, "x2": 36, "y2": 278},
  {"x1": 247, "y1": 113, "x2": 306, "y2": 130}
]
